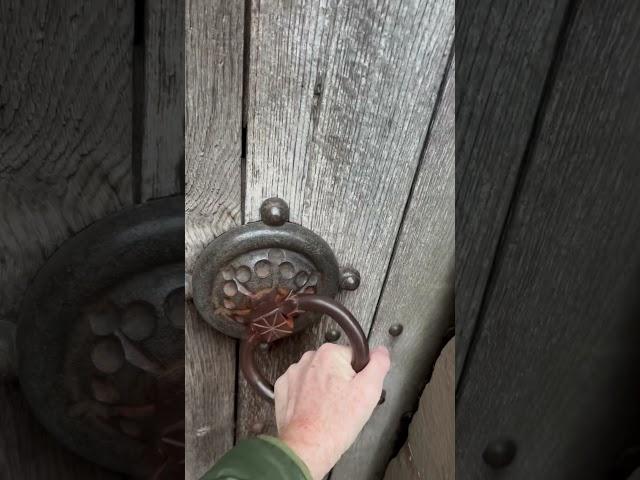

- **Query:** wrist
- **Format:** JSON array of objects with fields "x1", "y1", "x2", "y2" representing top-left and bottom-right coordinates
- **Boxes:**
[{"x1": 280, "y1": 426, "x2": 335, "y2": 480}]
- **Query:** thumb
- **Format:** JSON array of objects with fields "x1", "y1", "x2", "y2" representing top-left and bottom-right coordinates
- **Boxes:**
[{"x1": 353, "y1": 346, "x2": 391, "y2": 399}]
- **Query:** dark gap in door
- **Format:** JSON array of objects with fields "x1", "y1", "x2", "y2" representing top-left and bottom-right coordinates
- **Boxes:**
[
  {"x1": 131, "y1": 0, "x2": 146, "y2": 204},
  {"x1": 233, "y1": 0, "x2": 253, "y2": 445}
]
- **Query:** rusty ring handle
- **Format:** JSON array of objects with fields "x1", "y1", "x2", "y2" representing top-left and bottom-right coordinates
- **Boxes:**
[{"x1": 240, "y1": 295, "x2": 370, "y2": 402}]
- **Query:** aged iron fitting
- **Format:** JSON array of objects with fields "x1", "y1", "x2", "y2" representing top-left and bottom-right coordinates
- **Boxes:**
[
  {"x1": 192, "y1": 197, "x2": 368, "y2": 401},
  {"x1": 12, "y1": 196, "x2": 185, "y2": 479}
]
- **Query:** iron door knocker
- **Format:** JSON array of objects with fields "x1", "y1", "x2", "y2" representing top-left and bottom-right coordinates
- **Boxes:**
[
  {"x1": 192, "y1": 197, "x2": 369, "y2": 401},
  {"x1": 5, "y1": 196, "x2": 185, "y2": 479}
]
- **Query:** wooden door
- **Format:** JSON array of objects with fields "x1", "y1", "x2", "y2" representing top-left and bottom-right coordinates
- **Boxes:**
[
  {"x1": 185, "y1": 1, "x2": 455, "y2": 479},
  {"x1": 456, "y1": 1, "x2": 640, "y2": 478},
  {"x1": 0, "y1": 1, "x2": 183, "y2": 477}
]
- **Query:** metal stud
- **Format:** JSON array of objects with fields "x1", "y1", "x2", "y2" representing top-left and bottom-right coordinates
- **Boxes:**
[
  {"x1": 260, "y1": 198, "x2": 290, "y2": 226},
  {"x1": 483, "y1": 438, "x2": 517, "y2": 468},
  {"x1": 340, "y1": 267, "x2": 361, "y2": 291},
  {"x1": 389, "y1": 324, "x2": 404, "y2": 337},
  {"x1": 325, "y1": 328, "x2": 341, "y2": 342}
]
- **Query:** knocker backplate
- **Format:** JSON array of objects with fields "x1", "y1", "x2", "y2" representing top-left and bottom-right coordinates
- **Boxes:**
[
  {"x1": 192, "y1": 221, "x2": 341, "y2": 339},
  {"x1": 17, "y1": 196, "x2": 184, "y2": 478}
]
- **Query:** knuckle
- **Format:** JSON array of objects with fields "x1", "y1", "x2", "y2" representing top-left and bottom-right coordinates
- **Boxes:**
[
  {"x1": 300, "y1": 350, "x2": 314, "y2": 362},
  {"x1": 316, "y1": 342, "x2": 338, "y2": 358},
  {"x1": 274, "y1": 376, "x2": 284, "y2": 392}
]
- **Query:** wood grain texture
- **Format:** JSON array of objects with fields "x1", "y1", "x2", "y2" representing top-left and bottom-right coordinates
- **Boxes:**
[
  {"x1": 185, "y1": 0, "x2": 243, "y2": 477},
  {"x1": 140, "y1": 0, "x2": 185, "y2": 201},
  {"x1": 0, "y1": 1, "x2": 133, "y2": 478},
  {"x1": 456, "y1": 2, "x2": 640, "y2": 478},
  {"x1": 454, "y1": 0, "x2": 572, "y2": 383},
  {"x1": 0, "y1": 0, "x2": 134, "y2": 322},
  {"x1": 333, "y1": 58, "x2": 454, "y2": 480},
  {"x1": 239, "y1": 0, "x2": 454, "y2": 453},
  {"x1": 384, "y1": 338, "x2": 455, "y2": 480},
  {"x1": 185, "y1": 302, "x2": 237, "y2": 480},
  {"x1": 185, "y1": 0, "x2": 244, "y2": 271}
]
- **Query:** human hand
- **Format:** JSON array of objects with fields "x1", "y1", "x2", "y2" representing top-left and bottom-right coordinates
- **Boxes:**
[{"x1": 274, "y1": 344, "x2": 391, "y2": 480}]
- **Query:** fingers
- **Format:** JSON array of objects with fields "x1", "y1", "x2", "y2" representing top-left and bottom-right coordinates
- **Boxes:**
[
  {"x1": 316, "y1": 343, "x2": 352, "y2": 364},
  {"x1": 353, "y1": 346, "x2": 391, "y2": 399},
  {"x1": 274, "y1": 374, "x2": 289, "y2": 432}
]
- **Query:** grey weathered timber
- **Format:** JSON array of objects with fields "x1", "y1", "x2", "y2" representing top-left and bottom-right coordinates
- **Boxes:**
[
  {"x1": 0, "y1": 0, "x2": 134, "y2": 323},
  {"x1": 185, "y1": 303, "x2": 236, "y2": 480},
  {"x1": 141, "y1": 0, "x2": 185, "y2": 201},
  {"x1": 456, "y1": 2, "x2": 640, "y2": 479},
  {"x1": 0, "y1": 1, "x2": 133, "y2": 478},
  {"x1": 455, "y1": 0, "x2": 572, "y2": 384},
  {"x1": 185, "y1": 0, "x2": 244, "y2": 477},
  {"x1": 239, "y1": 0, "x2": 454, "y2": 457},
  {"x1": 333, "y1": 58, "x2": 454, "y2": 480},
  {"x1": 384, "y1": 338, "x2": 455, "y2": 480}
]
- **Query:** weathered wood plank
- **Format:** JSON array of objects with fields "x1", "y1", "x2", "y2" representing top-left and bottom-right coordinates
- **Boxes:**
[
  {"x1": 456, "y1": 2, "x2": 640, "y2": 478},
  {"x1": 185, "y1": 302, "x2": 237, "y2": 480},
  {"x1": 455, "y1": 0, "x2": 572, "y2": 383},
  {"x1": 0, "y1": 1, "x2": 134, "y2": 477},
  {"x1": 333, "y1": 57, "x2": 454, "y2": 480},
  {"x1": 384, "y1": 338, "x2": 455, "y2": 480},
  {"x1": 185, "y1": 0, "x2": 244, "y2": 477},
  {"x1": 239, "y1": 0, "x2": 454, "y2": 457},
  {"x1": 140, "y1": 0, "x2": 185, "y2": 201},
  {"x1": 185, "y1": 0, "x2": 244, "y2": 270}
]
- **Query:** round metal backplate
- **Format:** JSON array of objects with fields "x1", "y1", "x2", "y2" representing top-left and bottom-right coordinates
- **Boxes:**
[
  {"x1": 17, "y1": 196, "x2": 184, "y2": 478},
  {"x1": 192, "y1": 220, "x2": 340, "y2": 339}
]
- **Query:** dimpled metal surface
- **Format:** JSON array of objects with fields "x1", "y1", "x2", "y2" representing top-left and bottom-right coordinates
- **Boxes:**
[{"x1": 17, "y1": 197, "x2": 184, "y2": 479}]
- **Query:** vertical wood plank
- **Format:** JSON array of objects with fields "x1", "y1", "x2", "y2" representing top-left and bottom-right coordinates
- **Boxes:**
[
  {"x1": 333, "y1": 59, "x2": 454, "y2": 480},
  {"x1": 140, "y1": 0, "x2": 185, "y2": 201},
  {"x1": 455, "y1": 0, "x2": 572, "y2": 382},
  {"x1": 240, "y1": 0, "x2": 454, "y2": 462},
  {"x1": 185, "y1": 0, "x2": 244, "y2": 477},
  {"x1": 457, "y1": 2, "x2": 640, "y2": 478},
  {"x1": 0, "y1": 1, "x2": 133, "y2": 478},
  {"x1": 384, "y1": 338, "x2": 455, "y2": 480}
]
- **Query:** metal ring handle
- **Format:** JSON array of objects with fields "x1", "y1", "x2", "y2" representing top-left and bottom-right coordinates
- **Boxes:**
[{"x1": 240, "y1": 295, "x2": 370, "y2": 402}]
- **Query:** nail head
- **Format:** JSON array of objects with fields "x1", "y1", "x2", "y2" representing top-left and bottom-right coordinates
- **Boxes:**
[
  {"x1": 260, "y1": 198, "x2": 290, "y2": 226},
  {"x1": 483, "y1": 438, "x2": 517, "y2": 468},
  {"x1": 389, "y1": 324, "x2": 404, "y2": 337},
  {"x1": 325, "y1": 328, "x2": 341, "y2": 342},
  {"x1": 340, "y1": 267, "x2": 361, "y2": 291}
]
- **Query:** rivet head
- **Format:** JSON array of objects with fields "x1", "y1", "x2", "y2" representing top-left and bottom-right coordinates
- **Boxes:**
[
  {"x1": 483, "y1": 438, "x2": 517, "y2": 468},
  {"x1": 340, "y1": 267, "x2": 361, "y2": 291},
  {"x1": 260, "y1": 198, "x2": 290, "y2": 226},
  {"x1": 250, "y1": 422, "x2": 265, "y2": 434},
  {"x1": 259, "y1": 342, "x2": 270, "y2": 352},
  {"x1": 389, "y1": 324, "x2": 404, "y2": 337},
  {"x1": 325, "y1": 328, "x2": 341, "y2": 342}
]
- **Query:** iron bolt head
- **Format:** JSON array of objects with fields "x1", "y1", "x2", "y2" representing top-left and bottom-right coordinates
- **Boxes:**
[
  {"x1": 260, "y1": 198, "x2": 290, "y2": 226},
  {"x1": 389, "y1": 324, "x2": 404, "y2": 337},
  {"x1": 259, "y1": 342, "x2": 270, "y2": 352},
  {"x1": 340, "y1": 267, "x2": 361, "y2": 291},
  {"x1": 325, "y1": 328, "x2": 341, "y2": 342},
  {"x1": 483, "y1": 438, "x2": 517, "y2": 468}
]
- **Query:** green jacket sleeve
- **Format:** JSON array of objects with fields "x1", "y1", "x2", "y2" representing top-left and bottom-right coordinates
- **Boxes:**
[{"x1": 200, "y1": 435, "x2": 313, "y2": 480}]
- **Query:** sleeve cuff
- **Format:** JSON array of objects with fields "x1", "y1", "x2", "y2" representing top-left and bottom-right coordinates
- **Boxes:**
[{"x1": 258, "y1": 435, "x2": 313, "y2": 480}]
